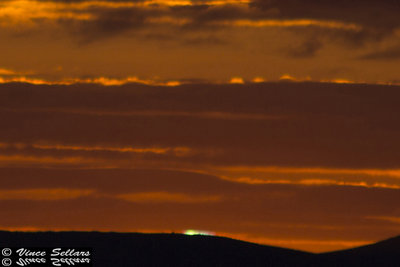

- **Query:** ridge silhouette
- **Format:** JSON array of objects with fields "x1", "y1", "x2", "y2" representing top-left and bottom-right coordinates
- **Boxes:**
[{"x1": 0, "y1": 231, "x2": 398, "y2": 266}]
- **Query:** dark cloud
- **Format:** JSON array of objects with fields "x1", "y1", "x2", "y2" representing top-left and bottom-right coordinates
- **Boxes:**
[
  {"x1": 250, "y1": 0, "x2": 400, "y2": 28},
  {"x1": 171, "y1": 4, "x2": 250, "y2": 32},
  {"x1": 58, "y1": 7, "x2": 151, "y2": 43},
  {"x1": 282, "y1": 26, "x2": 391, "y2": 58},
  {"x1": 285, "y1": 39, "x2": 323, "y2": 58},
  {"x1": 54, "y1": 4, "x2": 241, "y2": 42},
  {"x1": 11, "y1": 0, "x2": 398, "y2": 47},
  {"x1": 359, "y1": 46, "x2": 400, "y2": 60},
  {"x1": 181, "y1": 35, "x2": 227, "y2": 45},
  {"x1": 2, "y1": 82, "x2": 400, "y2": 168},
  {"x1": 251, "y1": 0, "x2": 400, "y2": 46}
]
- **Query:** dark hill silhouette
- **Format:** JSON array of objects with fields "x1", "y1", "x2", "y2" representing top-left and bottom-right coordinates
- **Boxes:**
[
  {"x1": 313, "y1": 235, "x2": 400, "y2": 267},
  {"x1": 0, "y1": 231, "x2": 398, "y2": 266}
]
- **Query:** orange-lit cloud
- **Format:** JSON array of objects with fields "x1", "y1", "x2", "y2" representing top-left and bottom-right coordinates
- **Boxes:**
[
  {"x1": 251, "y1": 77, "x2": 265, "y2": 83},
  {"x1": 0, "y1": 0, "x2": 93, "y2": 24},
  {"x1": 0, "y1": 0, "x2": 364, "y2": 33},
  {"x1": 212, "y1": 166, "x2": 400, "y2": 189},
  {"x1": 221, "y1": 177, "x2": 400, "y2": 189},
  {"x1": 0, "y1": 68, "x2": 16, "y2": 75},
  {"x1": 0, "y1": 226, "x2": 45, "y2": 232},
  {"x1": 0, "y1": 76, "x2": 182, "y2": 86},
  {"x1": 279, "y1": 74, "x2": 313, "y2": 82},
  {"x1": 222, "y1": 19, "x2": 362, "y2": 30},
  {"x1": 216, "y1": 166, "x2": 400, "y2": 178},
  {"x1": 32, "y1": 143, "x2": 191, "y2": 156},
  {"x1": 0, "y1": 74, "x2": 398, "y2": 88},
  {"x1": 229, "y1": 77, "x2": 245, "y2": 84}
]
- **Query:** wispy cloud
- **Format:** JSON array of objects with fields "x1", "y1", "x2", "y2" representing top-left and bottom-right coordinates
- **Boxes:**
[
  {"x1": 0, "y1": 188, "x2": 95, "y2": 200},
  {"x1": 0, "y1": 68, "x2": 16, "y2": 75},
  {"x1": 213, "y1": 166, "x2": 400, "y2": 189},
  {"x1": 359, "y1": 45, "x2": 400, "y2": 60},
  {"x1": 222, "y1": 177, "x2": 400, "y2": 189},
  {"x1": 116, "y1": 191, "x2": 222, "y2": 203},
  {"x1": 2, "y1": 108, "x2": 286, "y2": 121},
  {"x1": 0, "y1": 75, "x2": 181, "y2": 86},
  {"x1": 32, "y1": 143, "x2": 191, "y2": 156},
  {"x1": 367, "y1": 216, "x2": 400, "y2": 224},
  {"x1": 0, "y1": 154, "x2": 96, "y2": 166}
]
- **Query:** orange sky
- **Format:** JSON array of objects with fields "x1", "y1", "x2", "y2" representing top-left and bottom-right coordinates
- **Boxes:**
[
  {"x1": 1, "y1": 0, "x2": 400, "y2": 253},
  {"x1": 1, "y1": 0, "x2": 400, "y2": 83}
]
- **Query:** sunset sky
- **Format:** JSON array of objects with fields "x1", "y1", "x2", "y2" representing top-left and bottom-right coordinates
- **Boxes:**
[{"x1": 1, "y1": 0, "x2": 400, "y2": 253}]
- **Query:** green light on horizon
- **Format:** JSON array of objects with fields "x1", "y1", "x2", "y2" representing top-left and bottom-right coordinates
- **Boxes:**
[{"x1": 184, "y1": 229, "x2": 215, "y2": 236}]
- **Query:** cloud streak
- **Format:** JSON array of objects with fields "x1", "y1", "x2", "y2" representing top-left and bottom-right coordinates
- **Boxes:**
[
  {"x1": 0, "y1": 0, "x2": 377, "y2": 43},
  {"x1": 0, "y1": 188, "x2": 95, "y2": 200},
  {"x1": 0, "y1": 167, "x2": 399, "y2": 252},
  {"x1": 360, "y1": 45, "x2": 400, "y2": 60},
  {"x1": 31, "y1": 143, "x2": 191, "y2": 156},
  {"x1": 116, "y1": 191, "x2": 222, "y2": 203}
]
